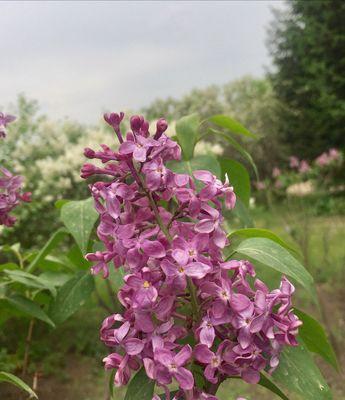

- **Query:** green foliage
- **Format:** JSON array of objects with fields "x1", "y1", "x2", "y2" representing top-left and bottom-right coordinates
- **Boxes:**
[
  {"x1": 124, "y1": 367, "x2": 155, "y2": 400},
  {"x1": 175, "y1": 113, "x2": 200, "y2": 160},
  {"x1": 49, "y1": 271, "x2": 95, "y2": 325},
  {"x1": 3, "y1": 295, "x2": 55, "y2": 327},
  {"x1": 219, "y1": 158, "x2": 251, "y2": 206},
  {"x1": 0, "y1": 371, "x2": 38, "y2": 398},
  {"x1": 209, "y1": 114, "x2": 258, "y2": 139},
  {"x1": 295, "y1": 308, "x2": 338, "y2": 371},
  {"x1": 272, "y1": 340, "x2": 332, "y2": 400},
  {"x1": 268, "y1": 0, "x2": 345, "y2": 159},
  {"x1": 60, "y1": 198, "x2": 98, "y2": 254},
  {"x1": 233, "y1": 237, "x2": 316, "y2": 299},
  {"x1": 168, "y1": 154, "x2": 221, "y2": 179}
]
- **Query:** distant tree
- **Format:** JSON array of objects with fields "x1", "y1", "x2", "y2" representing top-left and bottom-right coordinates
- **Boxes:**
[{"x1": 268, "y1": 0, "x2": 345, "y2": 159}]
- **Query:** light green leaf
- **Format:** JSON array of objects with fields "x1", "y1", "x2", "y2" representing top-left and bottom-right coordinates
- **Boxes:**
[
  {"x1": 4, "y1": 295, "x2": 55, "y2": 327},
  {"x1": 49, "y1": 271, "x2": 94, "y2": 325},
  {"x1": 124, "y1": 367, "x2": 155, "y2": 400},
  {"x1": 39, "y1": 271, "x2": 72, "y2": 287},
  {"x1": 234, "y1": 238, "x2": 316, "y2": 299},
  {"x1": 61, "y1": 198, "x2": 98, "y2": 254},
  {"x1": 176, "y1": 113, "x2": 200, "y2": 160},
  {"x1": 219, "y1": 157, "x2": 251, "y2": 206},
  {"x1": 272, "y1": 340, "x2": 332, "y2": 400},
  {"x1": 27, "y1": 228, "x2": 68, "y2": 273},
  {"x1": 294, "y1": 308, "x2": 338, "y2": 371},
  {"x1": 209, "y1": 114, "x2": 258, "y2": 139},
  {"x1": 55, "y1": 199, "x2": 71, "y2": 209},
  {"x1": 3, "y1": 269, "x2": 57, "y2": 297},
  {"x1": 228, "y1": 228, "x2": 300, "y2": 257},
  {"x1": 0, "y1": 262, "x2": 19, "y2": 272},
  {"x1": 168, "y1": 154, "x2": 221, "y2": 179},
  {"x1": 0, "y1": 371, "x2": 38, "y2": 398},
  {"x1": 208, "y1": 128, "x2": 258, "y2": 178}
]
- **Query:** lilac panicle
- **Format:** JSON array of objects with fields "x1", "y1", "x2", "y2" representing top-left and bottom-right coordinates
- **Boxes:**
[
  {"x1": 82, "y1": 112, "x2": 301, "y2": 399},
  {"x1": 0, "y1": 113, "x2": 31, "y2": 227}
]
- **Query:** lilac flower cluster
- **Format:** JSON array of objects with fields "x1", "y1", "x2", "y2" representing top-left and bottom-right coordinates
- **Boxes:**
[
  {"x1": 0, "y1": 113, "x2": 31, "y2": 227},
  {"x1": 82, "y1": 113, "x2": 301, "y2": 399},
  {"x1": 0, "y1": 112, "x2": 16, "y2": 139}
]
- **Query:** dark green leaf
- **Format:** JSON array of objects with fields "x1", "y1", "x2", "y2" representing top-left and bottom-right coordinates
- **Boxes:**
[
  {"x1": 294, "y1": 308, "x2": 338, "y2": 371},
  {"x1": 272, "y1": 339, "x2": 332, "y2": 400},
  {"x1": 209, "y1": 114, "x2": 258, "y2": 138},
  {"x1": 0, "y1": 371, "x2": 38, "y2": 398},
  {"x1": 49, "y1": 271, "x2": 94, "y2": 325},
  {"x1": 61, "y1": 198, "x2": 98, "y2": 254},
  {"x1": 4, "y1": 295, "x2": 55, "y2": 327},
  {"x1": 124, "y1": 367, "x2": 155, "y2": 400},
  {"x1": 27, "y1": 228, "x2": 68, "y2": 273},
  {"x1": 168, "y1": 154, "x2": 221, "y2": 179},
  {"x1": 219, "y1": 158, "x2": 251, "y2": 206},
  {"x1": 234, "y1": 238, "x2": 316, "y2": 299},
  {"x1": 176, "y1": 113, "x2": 200, "y2": 160}
]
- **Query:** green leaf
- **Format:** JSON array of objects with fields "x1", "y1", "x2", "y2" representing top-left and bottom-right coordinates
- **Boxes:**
[
  {"x1": 228, "y1": 228, "x2": 300, "y2": 257},
  {"x1": 3, "y1": 269, "x2": 57, "y2": 297},
  {"x1": 4, "y1": 295, "x2": 55, "y2": 327},
  {"x1": 258, "y1": 373, "x2": 289, "y2": 400},
  {"x1": 176, "y1": 113, "x2": 200, "y2": 160},
  {"x1": 0, "y1": 262, "x2": 19, "y2": 272},
  {"x1": 272, "y1": 340, "x2": 332, "y2": 400},
  {"x1": 39, "y1": 271, "x2": 72, "y2": 287},
  {"x1": 294, "y1": 308, "x2": 338, "y2": 371},
  {"x1": 124, "y1": 367, "x2": 155, "y2": 400},
  {"x1": 209, "y1": 114, "x2": 258, "y2": 139},
  {"x1": 234, "y1": 238, "x2": 316, "y2": 299},
  {"x1": 230, "y1": 198, "x2": 254, "y2": 228},
  {"x1": 60, "y1": 198, "x2": 98, "y2": 254},
  {"x1": 0, "y1": 371, "x2": 38, "y2": 399},
  {"x1": 168, "y1": 154, "x2": 221, "y2": 179},
  {"x1": 27, "y1": 228, "x2": 68, "y2": 273},
  {"x1": 49, "y1": 271, "x2": 94, "y2": 325},
  {"x1": 219, "y1": 157, "x2": 251, "y2": 206},
  {"x1": 208, "y1": 128, "x2": 258, "y2": 178},
  {"x1": 55, "y1": 199, "x2": 70, "y2": 209}
]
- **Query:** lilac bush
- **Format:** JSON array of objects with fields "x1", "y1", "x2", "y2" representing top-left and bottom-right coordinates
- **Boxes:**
[
  {"x1": 82, "y1": 112, "x2": 301, "y2": 399},
  {"x1": 0, "y1": 113, "x2": 31, "y2": 227}
]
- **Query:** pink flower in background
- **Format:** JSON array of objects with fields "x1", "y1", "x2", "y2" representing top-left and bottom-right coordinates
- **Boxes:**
[
  {"x1": 298, "y1": 160, "x2": 310, "y2": 173},
  {"x1": 82, "y1": 112, "x2": 301, "y2": 399},
  {"x1": 272, "y1": 167, "x2": 281, "y2": 178},
  {"x1": 254, "y1": 181, "x2": 266, "y2": 191},
  {"x1": 289, "y1": 156, "x2": 299, "y2": 169}
]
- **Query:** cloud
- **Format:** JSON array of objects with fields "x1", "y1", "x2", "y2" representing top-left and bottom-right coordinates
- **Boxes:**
[{"x1": 0, "y1": 1, "x2": 283, "y2": 122}]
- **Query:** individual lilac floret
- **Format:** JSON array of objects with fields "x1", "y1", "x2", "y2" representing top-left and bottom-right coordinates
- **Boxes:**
[
  {"x1": 81, "y1": 112, "x2": 301, "y2": 399},
  {"x1": 0, "y1": 112, "x2": 16, "y2": 138}
]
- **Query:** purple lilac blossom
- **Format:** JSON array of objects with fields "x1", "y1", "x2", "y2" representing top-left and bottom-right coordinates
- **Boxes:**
[
  {"x1": 82, "y1": 112, "x2": 301, "y2": 400},
  {"x1": 0, "y1": 112, "x2": 16, "y2": 139},
  {"x1": 0, "y1": 114, "x2": 31, "y2": 227}
]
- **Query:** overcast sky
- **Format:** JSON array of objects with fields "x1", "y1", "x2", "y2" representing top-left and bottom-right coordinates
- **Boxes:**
[{"x1": 1, "y1": 1, "x2": 283, "y2": 123}]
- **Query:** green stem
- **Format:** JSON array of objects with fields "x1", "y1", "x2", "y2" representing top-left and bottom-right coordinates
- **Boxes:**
[{"x1": 187, "y1": 277, "x2": 199, "y2": 321}]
